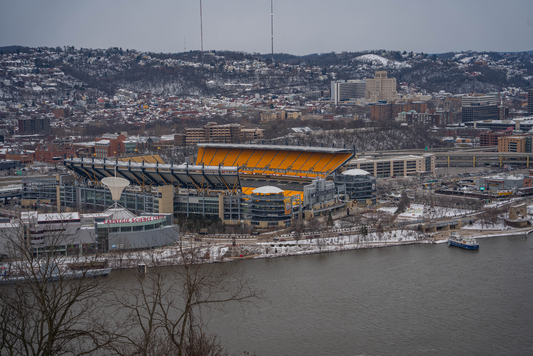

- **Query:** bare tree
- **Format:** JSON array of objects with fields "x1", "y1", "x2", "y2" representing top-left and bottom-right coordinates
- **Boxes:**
[
  {"x1": 0, "y1": 218, "x2": 119, "y2": 356},
  {"x1": 397, "y1": 191, "x2": 410, "y2": 213},
  {"x1": 110, "y1": 242, "x2": 260, "y2": 356}
]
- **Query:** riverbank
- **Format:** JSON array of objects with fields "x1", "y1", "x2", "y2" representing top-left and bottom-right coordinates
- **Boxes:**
[
  {"x1": 102, "y1": 228, "x2": 433, "y2": 270},
  {"x1": 105, "y1": 225, "x2": 533, "y2": 270},
  {"x1": 6, "y1": 227, "x2": 530, "y2": 274}
]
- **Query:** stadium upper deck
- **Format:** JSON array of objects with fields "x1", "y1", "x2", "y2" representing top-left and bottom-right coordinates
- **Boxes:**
[
  {"x1": 196, "y1": 144, "x2": 354, "y2": 179},
  {"x1": 64, "y1": 157, "x2": 241, "y2": 192}
]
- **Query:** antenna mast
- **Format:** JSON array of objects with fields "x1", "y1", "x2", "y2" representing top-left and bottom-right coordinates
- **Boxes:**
[
  {"x1": 271, "y1": 0, "x2": 274, "y2": 62},
  {"x1": 200, "y1": 0, "x2": 204, "y2": 58}
]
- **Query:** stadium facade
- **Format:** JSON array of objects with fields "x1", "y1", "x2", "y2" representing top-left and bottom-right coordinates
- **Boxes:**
[{"x1": 51, "y1": 144, "x2": 378, "y2": 228}]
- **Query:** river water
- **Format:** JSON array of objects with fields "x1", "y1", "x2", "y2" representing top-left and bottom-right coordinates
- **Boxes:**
[{"x1": 110, "y1": 235, "x2": 533, "y2": 355}]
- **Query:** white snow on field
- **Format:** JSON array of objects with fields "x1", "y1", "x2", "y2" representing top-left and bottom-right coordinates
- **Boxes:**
[
  {"x1": 462, "y1": 218, "x2": 513, "y2": 231},
  {"x1": 426, "y1": 206, "x2": 473, "y2": 218},
  {"x1": 354, "y1": 54, "x2": 411, "y2": 69},
  {"x1": 394, "y1": 204, "x2": 425, "y2": 221},
  {"x1": 378, "y1": 204, "x2": 473, "y2": 220},
  {"x1": 378, "y1": 207, "x2": 397, "y2": 214},
  {"x1": 255, "y1": 228, "x2": 429, "y2": 258},
  {"x1": 460, "y1": 57, "x2": 473, "y2": 63}
]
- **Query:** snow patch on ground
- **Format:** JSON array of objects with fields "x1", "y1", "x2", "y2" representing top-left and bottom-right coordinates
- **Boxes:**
[
  {"x1": 354, "y1": 54, "x2": 411, "y2": 69},
  {"x1": 378, "y1": 204, "x2": 474, "y2": 221},
  {"x1": 462, "y1": 219, "x2": 513, "y2": 231}
]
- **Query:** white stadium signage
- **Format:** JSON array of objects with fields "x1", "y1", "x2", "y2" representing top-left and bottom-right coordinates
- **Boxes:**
[{"x1": 103, "y1": 215, "x2": 164, "y2": 225}]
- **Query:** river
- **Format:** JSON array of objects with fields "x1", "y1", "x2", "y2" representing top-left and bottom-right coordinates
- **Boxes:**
[{"x1": 110, "y1": 234, "x2": 533, "y2": 355}]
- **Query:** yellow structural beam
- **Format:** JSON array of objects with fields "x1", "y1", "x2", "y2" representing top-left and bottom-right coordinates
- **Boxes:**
[{"x1": 473, "y1": 156, "x2": 476, "y2": 167}]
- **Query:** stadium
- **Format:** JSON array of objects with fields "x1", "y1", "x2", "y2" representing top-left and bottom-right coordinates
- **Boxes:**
[{"x1": 59, "y1": 144, "x2": 377, "y2": 228}]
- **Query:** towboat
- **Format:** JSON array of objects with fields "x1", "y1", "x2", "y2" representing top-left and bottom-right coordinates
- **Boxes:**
[{"x1": 448, "y1": 232, "x2": 479, "y2": 250}]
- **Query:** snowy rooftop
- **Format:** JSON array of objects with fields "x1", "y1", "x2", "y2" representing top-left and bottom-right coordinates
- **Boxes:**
[
  {"x1": 342, "y1": 169, "x2": 370, "y2": 176},
  {"x1": 103, "y1": 207, "x2": 137, "y2": 220},
  {"x1": 350, "y1": 155, "x2": 424, "y2": 163},
  {"x1": 253, "y1": 186, "x2": 284, "y2": 195},
  {"x1": 481, "y1": 174, "x2": 526, "y2": 181},
  {"x1": 37, "y1": 212, "x2": 80, "y2": 222},
  {"x1": 197, "y1": 143, "x2": 352, "y2": 153}
]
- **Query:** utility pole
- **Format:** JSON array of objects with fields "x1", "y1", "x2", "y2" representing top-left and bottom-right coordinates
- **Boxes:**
[
  {"x1": 271, "y1": 0, "x2": 274, "y2": 63},
  {"x1": 200, "y1": 0, "x2": 204, "y2": 59}
]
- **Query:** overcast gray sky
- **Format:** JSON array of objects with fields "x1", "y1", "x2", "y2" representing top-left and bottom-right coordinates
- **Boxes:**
[{"x1": 1, "y1": 0, "x2": 532, "y2": 55}]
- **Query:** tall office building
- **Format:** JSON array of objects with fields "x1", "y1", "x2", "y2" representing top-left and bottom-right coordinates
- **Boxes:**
[
  {"x1": 527, "y1": 89, "x2": 533, "y2": 115},
  {"x1": 365, "y1": 71, "x2": 397, "y2": 102},
  {"x1": 331, "y1": 80, "x2": 366, "y2": 105},
  {"x1": 18, "y1": 118, "x2": 51, "y2": 135},
  {"x1": 461, "y1": 94, "x2": 498, "y2": 123}
]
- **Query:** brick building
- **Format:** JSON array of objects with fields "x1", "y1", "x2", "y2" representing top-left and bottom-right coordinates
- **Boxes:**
[
  {"x1": 94, "y1": 134, "x2": 126, "y2": 158},
  {"x1": 480, "y1": 132, "x2": 510, "y2": 146},
  {"x1": 6, "y1": 150, "x2": 33, "y2": 164},
  {"x1": 53, "y1": 107, "x2": 70, "y2": 119},
  {"x1": 34, "y1": 143, "x2": 76, "y2": 163}
]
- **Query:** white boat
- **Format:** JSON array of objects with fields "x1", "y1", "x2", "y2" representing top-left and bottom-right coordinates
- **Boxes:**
[{"x1": 448, "y1": 232, "x2": 479, "y2": 250}]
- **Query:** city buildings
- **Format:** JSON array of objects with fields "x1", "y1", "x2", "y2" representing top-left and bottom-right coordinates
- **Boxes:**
[
  {"x1": 405, "y1": 110, "x2": 453, "y2": 126},
  {"x1": 365, "y1": 71, "x2": 397, "y2": 102},
  {"x1": 371, "y1": 101, "x2": 428, "y2": 121},
  {"x1": 34, "y1": 143, "x2": 76, "y2": 163}
]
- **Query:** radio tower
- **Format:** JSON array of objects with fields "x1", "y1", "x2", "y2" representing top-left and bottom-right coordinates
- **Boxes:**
[
  {"x1": 200, "y1": 0, "x2": 204, "y2": 58},
  {"x1": 271, "y1": 0, "x2": 274, "y2": 62}
]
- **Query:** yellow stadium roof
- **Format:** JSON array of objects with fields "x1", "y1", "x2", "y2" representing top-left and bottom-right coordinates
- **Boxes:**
[
  {"x1": 196, "y1": 144, "x2": 353, "y2": 179},
  {"x1": 118, "y1": 155, "x2": 165, "y2": 164}
]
